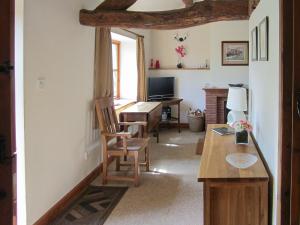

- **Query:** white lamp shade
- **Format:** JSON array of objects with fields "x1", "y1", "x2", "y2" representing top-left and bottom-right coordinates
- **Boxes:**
[{"x1": 226, "y1": 87, "x2": 247, "y2": 111}]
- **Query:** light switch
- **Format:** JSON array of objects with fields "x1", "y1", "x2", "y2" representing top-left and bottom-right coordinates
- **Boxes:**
[{"x1": 37, "y1": 77, "x2": 46, "y2": 90}]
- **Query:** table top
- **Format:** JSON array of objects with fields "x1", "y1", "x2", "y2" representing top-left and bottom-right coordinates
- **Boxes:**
[
  {"x1": 198, "y1": 124, "x2": 269, "y2": 182},
  {"x1": 161, "y1": 98, "x2": 183, "y2": 106},
  {"x1": 120, "y1": 102, "x2": 162, "y2": 114}
]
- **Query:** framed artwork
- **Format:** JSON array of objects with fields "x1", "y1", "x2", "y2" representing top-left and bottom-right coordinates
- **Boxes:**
[
  {"x1": 222, "y1": 41, "x2": 249, "y2": 66},
  {"x1": 251, "y1": 27, "x2": 258, "y2": 61},
  {"x1": 259, "y1": 17, "x2": 269, "y2": 61}
]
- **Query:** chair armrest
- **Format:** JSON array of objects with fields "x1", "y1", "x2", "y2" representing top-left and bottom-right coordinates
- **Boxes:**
[
  {"x1": 102, "y1": 132, "x2": 132, "y2": 138},
  {"x1": 119, "y1": 121, "x2": 147, "y2": 127}
]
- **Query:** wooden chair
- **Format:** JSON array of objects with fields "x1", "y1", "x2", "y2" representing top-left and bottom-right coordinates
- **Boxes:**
[{"x1": 95, "y1": 97, "x2": 150, "y2": 187}]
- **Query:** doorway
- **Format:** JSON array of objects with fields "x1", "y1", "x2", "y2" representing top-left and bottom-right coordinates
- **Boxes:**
[{"x1": 279, "y1": 0, "x2": 300, "y2": 224}]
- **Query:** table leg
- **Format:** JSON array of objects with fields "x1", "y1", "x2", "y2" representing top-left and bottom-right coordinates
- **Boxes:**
[
  {"x1": 144, "y1": 114, "x2": 149, "y2": 139},
  {"x1": 178, "y1": 102, "x2": 181, "y2": 133}
]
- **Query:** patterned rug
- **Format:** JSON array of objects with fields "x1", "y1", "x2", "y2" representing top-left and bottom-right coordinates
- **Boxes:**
[{"x1": 50, "y1": 186, "x2": 128, "y2": 225}]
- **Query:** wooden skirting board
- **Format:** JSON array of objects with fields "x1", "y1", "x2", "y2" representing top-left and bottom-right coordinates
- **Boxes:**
[{"x1": 33, "y1": 157, "x2": 113, "y2": 225}]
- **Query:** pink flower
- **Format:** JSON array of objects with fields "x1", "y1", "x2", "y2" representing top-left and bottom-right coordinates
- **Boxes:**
[
  {"x1": 232, "y1": 120, "x2": 253, "y2": 132},
  {"x1": 175, "y1": 45, "x2": 186, "y2": 58}
]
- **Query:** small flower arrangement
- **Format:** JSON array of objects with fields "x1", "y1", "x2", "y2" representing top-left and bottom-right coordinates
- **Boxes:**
[
  {"x1": 175, "y1": 45, "x2": 186, "y2": 68},
  {"x1": 232, "y1": 120, "x2": 253, "y2": 132},
  {"x1": 231, "y1": 120, "x2": 253, "y2": 144},
  {"x1": 175, "y1": 45, "x2": 186, "y2": 58}
]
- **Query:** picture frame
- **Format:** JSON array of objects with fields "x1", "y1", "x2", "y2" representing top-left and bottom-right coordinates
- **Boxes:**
[
  {"x1": 222, "y1": 41, "x2": 249, "y2": 66},
  {"x1": 259, "y1": 17, "x2": 269, "y2": 61},
  {"x1": 251, "y1": 27, "x2": 258, "y2": 61}
]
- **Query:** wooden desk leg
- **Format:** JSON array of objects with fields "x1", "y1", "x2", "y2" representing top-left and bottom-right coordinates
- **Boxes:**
[
  {"x1": 178, "y1": 102, "x2": 181, "y2": 133},
  {"x1": 203, "y1": 182, "x2": 210, "y2": 225},
  {"x1": 261, "y1": 181, "x2": 268, "y2": 225}
]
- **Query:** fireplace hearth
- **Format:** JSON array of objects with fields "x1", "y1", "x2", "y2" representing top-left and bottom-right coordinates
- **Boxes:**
[{"x1": 203, "y1": 88, "x2": 229, "y2": 126}]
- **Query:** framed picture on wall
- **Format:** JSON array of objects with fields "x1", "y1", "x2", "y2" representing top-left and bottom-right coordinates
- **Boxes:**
[
  {"x1": 259, "y1": 17, "x2": 269, "y2": 61},
  {"x1": 251, "y1": 27, "x2": 258, "y2": 61},
  {"x1": 222, "y1": 41, "x2": 249, "y2": 66}
]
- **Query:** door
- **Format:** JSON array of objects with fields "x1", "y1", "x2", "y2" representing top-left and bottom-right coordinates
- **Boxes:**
[
  {"x1": 291, "y1": 0, "x2": 300, "y2": 224},
  {"x1": 0, "y1": 0, "x2": 16, "y2": 224},
  {"x1": 280, "y1": 0, "x2": 300, "y2": 224}
]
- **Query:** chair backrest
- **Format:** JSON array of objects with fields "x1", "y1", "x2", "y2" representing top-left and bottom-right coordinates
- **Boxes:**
[{"x1": 95, "y1": 97, "x2": 120, "y2": 138}]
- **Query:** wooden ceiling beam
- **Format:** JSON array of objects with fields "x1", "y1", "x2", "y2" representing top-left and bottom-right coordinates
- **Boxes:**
[{"x1": 80, "y1": 0, "x2": 249, "y2": 30}]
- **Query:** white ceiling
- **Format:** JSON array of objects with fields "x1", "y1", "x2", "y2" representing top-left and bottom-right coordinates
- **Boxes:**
[{"x1": 128, "y1": 0, "x2": 203, "y2": 12}]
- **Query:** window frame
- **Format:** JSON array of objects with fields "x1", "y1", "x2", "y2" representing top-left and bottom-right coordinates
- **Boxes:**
[{"x1": 112, "y1": 40, "x2": 121, "y2": 99}]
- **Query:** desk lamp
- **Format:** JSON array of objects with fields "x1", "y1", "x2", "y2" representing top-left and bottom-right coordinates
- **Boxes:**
[{"x1": 226, "y1": 87, "x2": 247, "y2": 126}]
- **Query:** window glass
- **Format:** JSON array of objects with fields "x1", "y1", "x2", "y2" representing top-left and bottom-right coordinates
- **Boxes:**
[
  {"x1": 111, "y1": 34, "x2": 138, "y2": 101},
  {"x1": 112, "y1": 44, "x2": 118, "y2": 70},
  {"x1": 112, "y1": 41, "x2": 120, "y2": 98}
]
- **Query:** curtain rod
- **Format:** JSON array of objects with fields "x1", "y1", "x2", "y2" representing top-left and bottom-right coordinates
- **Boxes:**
[{"x1": 122, "y1": 29, "x2": 144, "y2": 38}]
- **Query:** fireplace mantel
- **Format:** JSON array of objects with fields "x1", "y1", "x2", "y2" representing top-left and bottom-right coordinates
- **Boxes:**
[{"x1": 204, "y1": 88, "x2": 229, "y2": 126}]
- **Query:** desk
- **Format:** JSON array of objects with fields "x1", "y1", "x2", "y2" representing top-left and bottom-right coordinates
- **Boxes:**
[
  {"x1": 161, "y1": 98, "x2": 183, "y2": 133},
  {"x1": 119, "y1": 102, "x2": 162, "y2": 142},
  {"x1": 198, "y1": 124, "x2": 269, "y2": 225}
]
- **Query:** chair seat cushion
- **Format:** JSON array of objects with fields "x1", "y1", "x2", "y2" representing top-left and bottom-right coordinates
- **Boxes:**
[{"x1": 108, "y1": 138, "x2": 149, "y2": 151}]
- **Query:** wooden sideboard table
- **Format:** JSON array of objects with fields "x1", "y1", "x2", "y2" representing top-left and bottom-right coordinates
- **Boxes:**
[
  {"x1": 119, "y1": 102, "x2": 162, "y2": 142},
  {"x1": 161, "y1": 98, "x2": 183, "y2": 133},
  {"x1": 198, "y1": 124, "x2": 269, "y2": 225}
]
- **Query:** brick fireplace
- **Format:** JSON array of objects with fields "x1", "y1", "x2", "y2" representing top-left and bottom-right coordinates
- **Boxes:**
[{"x1": 204, "y1": 88, "x2": 229, "y2": 125}]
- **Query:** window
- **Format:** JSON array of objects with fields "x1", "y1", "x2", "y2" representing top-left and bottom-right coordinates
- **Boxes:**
[
  {"x1": 112, "y1": 40, "x2": 120, "y2": 98},
  {"x1": 111, "y1": 32, "x2": 138, "y2": 102}
]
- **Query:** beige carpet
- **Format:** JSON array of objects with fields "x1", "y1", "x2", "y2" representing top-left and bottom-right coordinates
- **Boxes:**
[{"x1": 92, "y1": 129, "x2": 204, "y2": 225}]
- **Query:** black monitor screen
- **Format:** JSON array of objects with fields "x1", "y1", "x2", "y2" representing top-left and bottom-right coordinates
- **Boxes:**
[{"x1": 148, "y1": 77, "x2": 174, "y2": 99}]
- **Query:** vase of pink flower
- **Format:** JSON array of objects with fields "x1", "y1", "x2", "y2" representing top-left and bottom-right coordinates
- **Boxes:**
[
  {"x1": 232, "y1": 120, "x2": 253, "y2": 145},
  {"x1": 175, "y1": 45, "x2": 186, "y2": 68}
]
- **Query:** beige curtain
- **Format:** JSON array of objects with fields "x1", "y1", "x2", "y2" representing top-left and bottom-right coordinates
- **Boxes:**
[
  {"x1": 94, "y1": 27, "x2": 113, "y2": 99},
  {"x1": 137, "y1": 36, "x2": 147, "y2": 102},
  {"x1": 93, "y1": 27, "x2": 113, "y2": 128}
]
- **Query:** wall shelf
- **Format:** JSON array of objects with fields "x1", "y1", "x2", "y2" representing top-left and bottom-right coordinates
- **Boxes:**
[{"x1": 149, "y1": 67, "x2": 210, "y2": 71}]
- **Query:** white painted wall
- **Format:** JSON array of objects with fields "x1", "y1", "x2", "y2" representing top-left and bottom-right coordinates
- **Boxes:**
[
  {"x1": 24, "y1": 0, "x2": 101, "y2": 224},
  {"x1": 150, "y1": 21, "x2": 249, "y2": 122},
  {"x1": 22, "y1": 1, "x2": 154, "y2": 224},
  {"x1": 248, "y1": 0, "x2": 280, "y2": 224}
]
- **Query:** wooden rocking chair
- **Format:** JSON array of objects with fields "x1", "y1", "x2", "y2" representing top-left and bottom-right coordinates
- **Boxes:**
[{"x1": 95, "y1": 97, "x2": 150, "y2": 187}]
